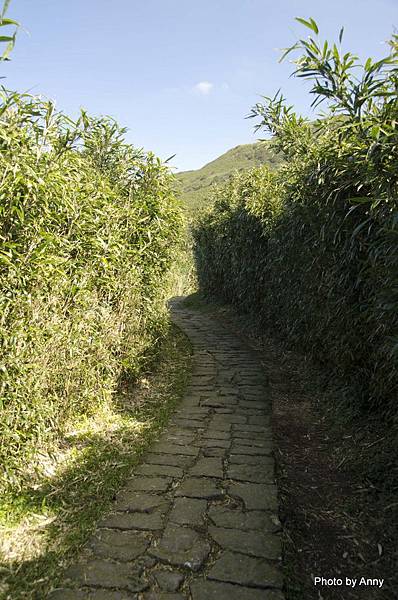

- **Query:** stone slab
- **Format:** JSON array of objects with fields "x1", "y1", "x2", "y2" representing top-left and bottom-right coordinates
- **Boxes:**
[
  {"x1": 228, "y1": 454, "x2": 274, "y2": 466},
  {"x1": 232, "y1": 425, "x2": 269, "y2": 434},
  {"x1": 175, "y1": 478, "x2": 224, "y2": 499},
  {"x1": 227, "y1": 464, "x2": 274, "y2": 484},
  {"x1": 125, "y1": 477, "x2": 171, "y2": 492},
  {"x1": 190, "y1": 580, "x2": 285, "y2": 600},
  {"x1": 208, "y1": 551, "x2": 283, "y2": 589},
  {"x1": 135, "y1": 464, "x2": 184, "y2": 478},
  {"x1": 64, "y1": 560, "x2": 147, "y2": 592},
  {"x1": 231, "y1": 445, "x2": 272, "y2": 456},
  {"x1": 231, "y1": 436, "x2": 273, "y2": 446},
  {"x1": 113, "y1": 491, "x2": 169, "y2": 513},
  {"x1": 169, "y1": 497, "x2": 207, "y2": 526},
  {"x1": 208, "y1": 526, "x2": 282, "y2": 559},
  {"x1": 171, "y1": 419, "x2": 204, "y2": 429},
  {"x1": 153, "y1": 570, "x2": 184, "y2": 592},
  {"x1": 149, "y1": 525, "x2": 210, "y2": 571},
  {"x1": 201, "y1": 447, "x2": 226, "y2": 458},
  {"x1": 197, "y1": 439, "x2": 231, "y2": 449},
  {"x1": 201, "y1": 430, "x2": 230, "y2": 440},
  {"x1": 228, "y1": 482, "x2": 278, "y2": 510},
  {"x1": 89, "y1": 529, "x2": 149, "y2": 561},
  {"x1": 99, "y1": 511, "x2": 164, "y2": 531},
  {"x1": 208, "y1": 506, "x2": 281, "y2": 532},
  {"x1": 145, "y1": 453, "x2": 194, "y2": 468},
  {"x1": 150, "y1": 442, "x2": 199, "y2": 456},
  {"x1": 189, "y1": 458, "x2": 224, "y2": 478}
]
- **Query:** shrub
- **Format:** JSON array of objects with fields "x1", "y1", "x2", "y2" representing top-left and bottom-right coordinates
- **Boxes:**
[
  {"x1": 193, "y1": 20, "x2": 398, "y2": 418},
  {"x1": 0, "y1": 90, "x2": 182, "y2": 493}
]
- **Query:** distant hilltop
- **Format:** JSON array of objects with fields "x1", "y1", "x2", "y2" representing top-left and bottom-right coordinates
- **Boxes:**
[{"x1": 175, "y1": 141, "x2": 282, "y2": 214}]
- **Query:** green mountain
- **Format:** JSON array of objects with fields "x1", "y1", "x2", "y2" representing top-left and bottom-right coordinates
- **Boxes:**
[{"x1": 175, "y1": 141, "x2": 281, "y2": 213}]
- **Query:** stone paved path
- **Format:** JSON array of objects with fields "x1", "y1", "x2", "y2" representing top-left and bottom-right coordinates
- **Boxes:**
[{"x1": 49, "y1": 298, "x2": 285, "y2": 600}]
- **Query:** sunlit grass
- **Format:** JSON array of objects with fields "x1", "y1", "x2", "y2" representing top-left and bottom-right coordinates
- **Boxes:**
[{"x1": 0, "y1": 324, "x2": 192, "y2": 600}]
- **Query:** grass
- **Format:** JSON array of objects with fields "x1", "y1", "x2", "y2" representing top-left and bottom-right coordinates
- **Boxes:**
[
  {"x1": 0, "y1": 322, "x2": 192, "y2": 600},
  {"x1": 175, "y1": 141, "x2": 282, "y2": 214}
]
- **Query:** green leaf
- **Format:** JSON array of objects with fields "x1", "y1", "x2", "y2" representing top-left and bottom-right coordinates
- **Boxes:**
[
  {"x1": 1, "y1": 0, "x2": 10, "y2": 18},
  {"x1": 0, "y1": 17, "x2": 19, "y2": 26},
  {"x1": 347, "y1": 196, "x2": 372, "y2": 204},
  {"x1": 309, "y1": 18, "x2": 319, "y2": 35},
  {"x1": 279, "y1": 43, "x2": 299, "y2": 63},
  {"x1": 1, "y1": 36, "x2": 15, "y2": 60},
  {"x1": 295, "y1": 16, "x2": 319, "y2": 35}
]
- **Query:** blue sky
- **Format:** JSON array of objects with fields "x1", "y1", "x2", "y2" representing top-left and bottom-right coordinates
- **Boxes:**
[{"x1": 3, "y1": 0, "x2": 397, "y2": 171}]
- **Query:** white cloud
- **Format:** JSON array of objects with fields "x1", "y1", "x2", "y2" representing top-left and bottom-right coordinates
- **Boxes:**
[{"x1": 194, "y1": 81, "x2": 213, "y2": 95}]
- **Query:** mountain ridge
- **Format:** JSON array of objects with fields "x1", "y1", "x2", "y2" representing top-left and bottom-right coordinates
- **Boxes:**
[{"x1": 175, "y1": 141, "x2": 281, "y2": 213}]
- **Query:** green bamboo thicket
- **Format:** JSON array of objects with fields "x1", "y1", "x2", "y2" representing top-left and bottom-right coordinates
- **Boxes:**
[
  {"x1": 0, "y1": 91, "x2": 182, "y2": 494},
  {"x1": 194, "y1": 21, "x2": 398, "y2": 420}
]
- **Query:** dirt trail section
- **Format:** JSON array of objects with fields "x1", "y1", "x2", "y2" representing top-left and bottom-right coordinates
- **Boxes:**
[{"x1": 49, "y1": 297, "x2": 285, "y2": 600}]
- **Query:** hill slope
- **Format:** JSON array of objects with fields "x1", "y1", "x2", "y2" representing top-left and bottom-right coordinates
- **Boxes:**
[{"x1": 176, "y1": 141, "x2": 281, "y2": 213}]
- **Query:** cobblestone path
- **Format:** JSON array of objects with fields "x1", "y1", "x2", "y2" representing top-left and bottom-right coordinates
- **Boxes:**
[{"x1": 49, "y1": 299, "x2": 285, "y2": 600}]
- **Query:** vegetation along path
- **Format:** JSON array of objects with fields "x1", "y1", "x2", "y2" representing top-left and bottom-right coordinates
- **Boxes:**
[{"x1": 49, "y1": 297, "x2": 284, "y2": 600}]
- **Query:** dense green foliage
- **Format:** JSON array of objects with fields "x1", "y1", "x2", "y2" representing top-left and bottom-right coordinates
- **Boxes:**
[
  {"x1": 194, "y1": 21, "x2": 398, "y2": 418},
  {"x1": 0, "y1": 90, "x2": 182, "y2": 494},
  {"x1": 176, "y1": 141, "x2": 281, "y2": 214}
]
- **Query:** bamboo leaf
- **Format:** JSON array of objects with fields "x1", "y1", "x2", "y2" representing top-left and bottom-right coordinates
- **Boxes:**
[{"x1": 295, "y1": 16, "x2": 319, "y2": 35}]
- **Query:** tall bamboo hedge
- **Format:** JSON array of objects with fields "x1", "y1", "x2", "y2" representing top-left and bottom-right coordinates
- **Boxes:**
[
  {"x1": 194, "y1": 21, "x2": 398, "y2": 418},
  {"x1": 0, "y1": 91, "x2": 182, "y2": 493}
]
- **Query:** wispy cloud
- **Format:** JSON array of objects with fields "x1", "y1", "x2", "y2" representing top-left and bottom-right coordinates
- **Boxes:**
[{"x1": 194, "y1": 81, "x2": 213, "y2": 95}]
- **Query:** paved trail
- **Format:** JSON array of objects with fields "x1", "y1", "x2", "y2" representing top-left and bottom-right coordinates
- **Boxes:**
[{"x1": 50, "y1": 299, "x2": 285, "y2": 600}]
